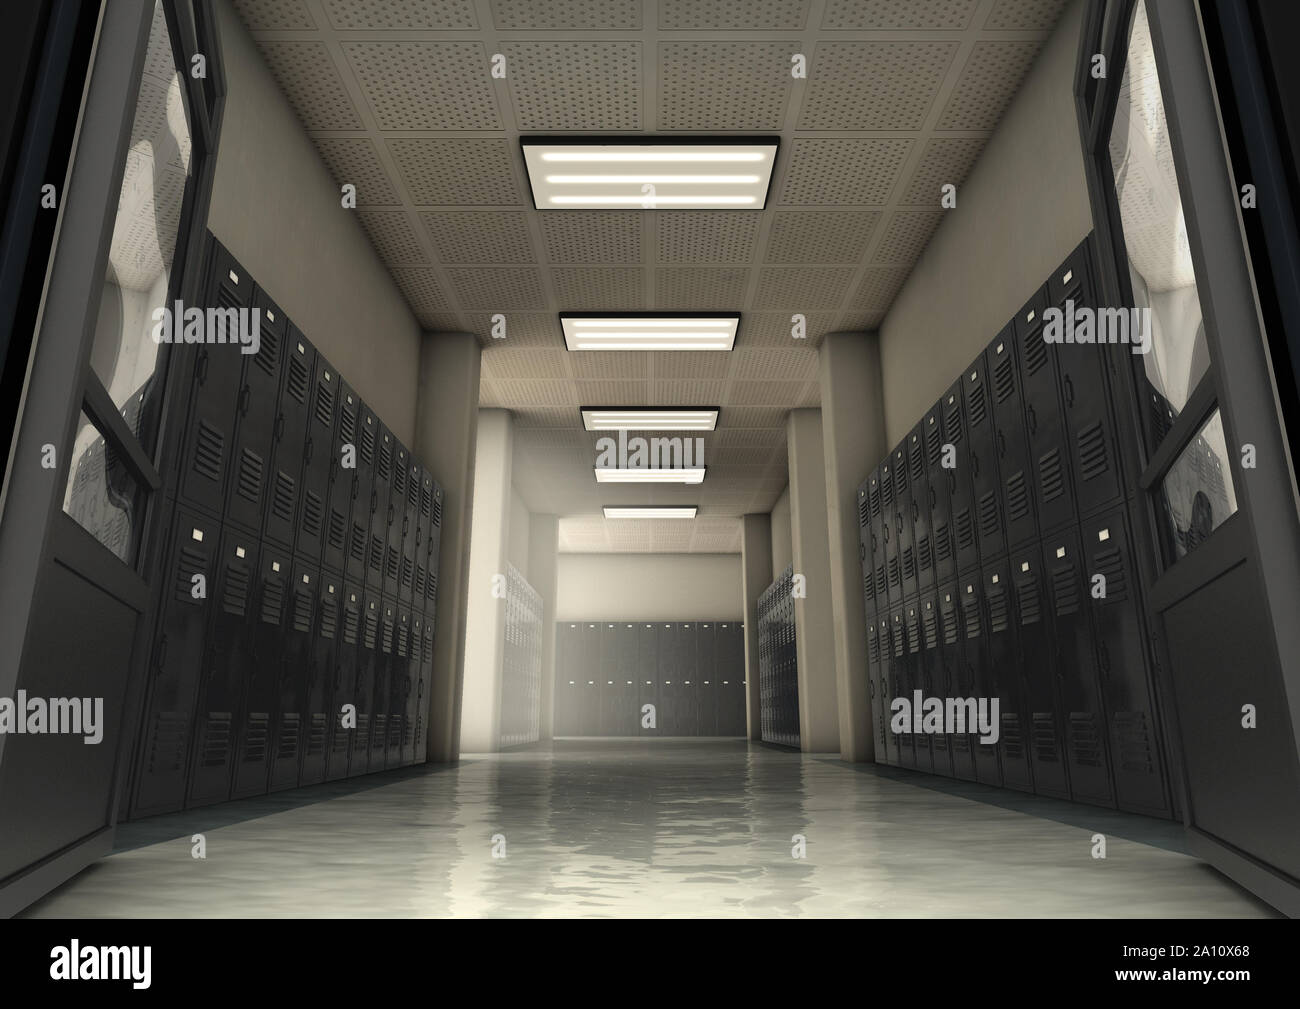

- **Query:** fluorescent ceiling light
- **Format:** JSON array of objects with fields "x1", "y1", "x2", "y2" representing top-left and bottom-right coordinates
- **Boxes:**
[
  {"x1": 522, "y1": 137, "x2": 778, "y2": 211},
  {"x1": 562, "y1": 313, "x2": 739, "y2": 352},
  {"x1": 603, "y1": 507, "x2": 698, "y2": 519},
  {"x1": 593, "y1": 467, "x2": 706, "y2": 484},
  {"x1": 581, "y1": 407, "x2": 718, "y2": 431}
]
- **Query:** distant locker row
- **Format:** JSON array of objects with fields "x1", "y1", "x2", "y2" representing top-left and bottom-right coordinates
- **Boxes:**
[
  {"x1": 501, "y1": 565, "x2": 544, "y2": 748},
  {"x1": 129, "y1": 236, "x2": 444, "y2": 818},
  {"x1": 756, "y1": 567, "x2": 799, "y2": 748},
  {"x1": 857, "y1": 236, "x2": 1173, "y2": 817},
  {"x1": 554, "y1": 621, "x2": 746, "y2": 736}
]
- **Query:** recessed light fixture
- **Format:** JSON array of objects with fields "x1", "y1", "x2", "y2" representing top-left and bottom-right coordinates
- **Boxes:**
[
  {"x1": 593, "y1": 467, "x2": 706, "y2": 484},
  {"x1": 522, "y1": 136, "x2": 778, "y2": 210},
  {"x1": 603, "y1": 506, "x2": 698, "y2": 519},
  {"x1": 581, "y1": 407, "x2": 718, "y2": 431},
  {"x1": 562, "y1": 312, "x2": 739, "y2": 351}
]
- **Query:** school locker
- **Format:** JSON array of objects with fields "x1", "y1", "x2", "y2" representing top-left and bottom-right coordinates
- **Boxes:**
[
  {"x1": 908, "y1": 425, "x2": 935, "y2": 592},
  {"x1": 939, "y1": 585, "x2": 976, "y2": 780},
  {"x1": 866, "y1": 617, "x2": 888, "y2": 762},
  {"x1": 868, "y1": 466, "x2": 889, "y2": 602},
  {"x1": 349, "y1": 594, "x2": 382, "y2": 775},
  {"x1": 299, "y1": 573, "x2": 340, "y2": 785},
  {"x1": 615, "y1": 623, "x2": 639, "y2": 735},
  {"x1": 412, "y1": 468, "x2": 432, "y2": 611},
  {"x1": 857, "y1": 479, "x2": 876, "y2": 618},
  {"x1": 902, "y1": 602, "x2": 932, "y2": 772},
  {"x1": 984, "y1": 560, "x2": 1032, "y2": 791},
  {"x1": 893, "y1": 444, "x2": 917, "y2": 599},
  {"x1": 224, "y1": 287, "x2": 285, "y2": 535},
  {"x1": 1011, "y1": 545, "x2": 1069, "y2": 799},
  {"x1": 1015, "y1": 286, "x2": 1076, "y2": 536},
  {"x1": 920, "y1": 595, "x2": 948, "y2": 776},
  {"x1": 366, "y1": 422, "x2": 393, "y2": 592},
  {"x1": 415, "y1": 616, "x2": 435, "y2": 759},
  {"x1": 988, "y1": 329, "x2": 1038, "y2": 549},
  {"x1": 959, "y1": 577, "x2": 1001, "y2": 786},
  {"x1": 233, "y1": 543, "x2": 290, "y2": 797},
  {"x1": 262, "y1": 331, "x2": 312, "y2": 551},
  {"x1": 348, "y1": 407, "x2": 378, "y2": 585},
  {"x1": 579, "y1": 623, "x2": 601, "y2": 735},
  {"x1": 369, "y1": 600, "x2": 397, "y2": 768},
  {"x1": 555, "y1": 623, "x2": 579, "y2": 735},
  {"x1": 387, "y1": 607, "x2": 411, "y2": 765},
  {"x1": 886, "y1": 606, "x2": 908, "y2": 765},
  {"x1": 881, "y1": 457, "x2": 902, "y2": 604},
  {"x1": 697, "y1": 623, "x2": 718, "y2": 735},
  {"x1": 964, "y1": 355, "x2": 1006, "y2": 561},
  {"x1": 717, "y1": 622, "x2": 745, "y2": 736},
  {"x1": 635, "y1": 623, "x2": 660, "y2": 736},
  {"x1": 923, "y1": 405, "x2": 956, "y2": 584},
  {"x1": 942, "y1": 381, "x2": 981, "y2": 573},
  {"x1": 400, "y1": 461, "x2": 420, "y2": 603},
  {"x1": 676, "y1": 623, "x2": 700, "y2": 736},
  {"x1": 326, "y1": 584, "x2": 362, "y2": 780},
  {"x1": 268, "y1": 560, "x2": 316, "y2": 790},
  {"x1": 323, "y1": 381, "x2": 358, "y2": 574},
  {"x1": 296, "y1": 348, "x2": 337, "y2": 564},
  {"x1": 424, "y1": 483, "x2": 444, "y2": 614},
  {"x1": 403, "y1": 614, "x2": 423, "y2": 765},
  {"x1": 596, "y1": 623, "x2": 619, "y2": 736},
  {"x1": 383, "y1": 444, "x2": 408, "y2": 598}
]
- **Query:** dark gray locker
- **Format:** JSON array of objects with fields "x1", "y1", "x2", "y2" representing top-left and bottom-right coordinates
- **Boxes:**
[
  {"x1": 269, "y1": 560, "x2": 317, "y2": 791},
  {"x1": 415, "y1": 616, "x2": 434, "y2": 760},
  {"x1": 857, "y1": 479, "x2": 876, "y2": 619},
  {"x1": 370, "y1": 600, "x2": 397, "y2": 768},
  {"x1": 617, "y1": 622, "x2": 640, "y2": 735},
  {"x1": 188, "y1": 529, "x2": 256, "y2": 807},
  {"x1": 348, "y1": 407, "x2": 378, "y2": 585},
  {"x1": 908, "y1": 425, "x2": 936, "y2": 592},
  {"x1": 959, "y1": 577, "x2": 1001, "y2": 786},
  {"x1": 1015, "y1": 287, "x2": 1076, "y2": 536},
  {"x1": 399, "y1": 461, "x2": 420, "y2": 603},
  {"x1": 924, "y1": 405, "x2": 955, "y2": 584},
  {"x1": 939, "y1": 585, "x2": 976, "y2": 781},
  {"x1": 555, "y1": 622, "x2": 580, "y2": 735},
  {"x1": 299, "y1": 572, "x2": 340, "y2": 785},
  {"x1": 383, "y1": 443, "x2": 407, "y2": 598},
  {"x1": 1011, "y1": 545, "x2": 1069, "y2": 799},
  {"x1": 677, "y1": 623, "x2": 700, "y2": 736},
  {"x1": 893, "y1": 444, "x2": 917, "y2": 599},
  {"x1": 866, "y1": 617, "x2": 888, "y2": 762},
  {"x1": 233, "y1": 544, "x2": 289, "y2": 797},
  {"x1": 579, "y1": 623, "x2": 601, "y2": 735},
  {"x1": 942, "y1": 382, "x2": 980, "y2": 573},
  {"x1": 1049, "y1": 240, "x2": 1125, "y2": 517},
  {"x1": 387, "y1": 607, "x2": 411, "y2": 766},
  {"x1": 412, "y1": 468, "x2": 435, "y2": 614},
  {"x1": 1042, "y1": 532, "x2": 1113, "y2": 807},
  {"x1": 404, "y1": 613, "x2": 423, "y2": 765},
  {"x1": 133, "y1": 510, "x2": 216, "y2": 816},
  {"x1": 326, "y1": 584, "x2": 361, "y2": 780},
  {"x1": 597, "y1": 622, "x2": 619, "y2": 735},
  {"x1": 868, "y1": 466, "x2": 888, "y2": 602},
  {"x1": 698, "y1": 622, "x2": 719, "y2": 735},
  {"x1": 902, "y1": 602, "x2": 932, "y2": 771},
  {"x1": 1080, "y1": 510, "x2": 1171, "y2": 817},
  {"x1": 262, "y1": 331, "x2": 312, "y2": 551},
  {"x1": 347, "y1": 593, "x2": 382, "y2": 776},
  {"x1": 224, "y1": 287, "x2": 285, "y2": 535},
  {"x1": 637, "y1": 623, "x2": 661, "y2": 736},
  {"x1": 366, "y1": 422, "x2": 393, "y2": 592},
  {"x1": 295, "y1": 348, "x2": 336, "y2": 564},
  {"x1": 425, "y1": 482, "x2": 444, "y2": 615},
  {"x1": 964, "y1": 356, "x2": 1006, "y2": 561},
  {"x1": 988, "y1": 329, "x2": 1037, "y2": 549},
  {"x1": 177, "y1": 245, "x2": 250, "y2": 517},
  {"x1": 920, "y1": 595, "x2": 948, "y2": 775},
  {"x1": 658, "y1": 623, "x2": 682, "y2": 734},
  {"x1": 880, "y1": 457, "x2": 902, "y2": 603},
  {"x1": 886, "y1": 606, "x2": 908, "y2": 766},
  {"x1": 717, "y1": 621, "x2": 744, "y2": 736},
  {"x1": 323, "y1": 381, "x2": 359, "y2": 575},
  {"x1": 985, "y1": 560, "x2": 1032, "y2": 792}
]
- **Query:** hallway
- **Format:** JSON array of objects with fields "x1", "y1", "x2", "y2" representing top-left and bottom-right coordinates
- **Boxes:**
[{"x1": 24, "y1": 741, "x2": 1274, "y2": 919}]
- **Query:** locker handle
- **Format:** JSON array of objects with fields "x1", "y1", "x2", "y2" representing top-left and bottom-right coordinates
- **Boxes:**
[
  {"x1": 305, "y1": 436, "x2": 314, "y2": 464},
  {"x1": 1026, "y1": 404, "x2": 1037, "y2": 435},
  {"x1": 370, "y1": 490, "x2": 377, "y2": 514},
  {"x1": 971, "y1": 451, "x2": 980, "y2": 477},
  {"x1": 403, "y1": 515, "x2": 409, "y2": 535},
  {"x1": 239, "y1": 385, "x2": 251, "y2": 416},
  {"x1": 1099, "y1": 640, "x2": 1111, "y2": 674},
  {"x1": 929, "y1": 487, "x2": 936, "y2": 509},
  {"x1": 1063, "y1": 374, "x2": 1075, "y2": 407},
  {"x1": 997, "y1": 430, "x2": 1007, "y2": 457},
  {"x1": 274, "y1": 413, "x2": 285, "y2": 441},
  {"x1": 196, "y1": 350, "x2": 209, "y2": 384},
  {"x1": 156, "y1": 633, "x2": 168, "y2": 671},
  {"x1": 859, "y1": 543, "x2": 865, "y2": 561},
  {"x1": 387, "y1": 504, "x2": 394, "y2": 525},
  {"x1": 351, "y1": 475, "x2": 359, "y2": 501}
]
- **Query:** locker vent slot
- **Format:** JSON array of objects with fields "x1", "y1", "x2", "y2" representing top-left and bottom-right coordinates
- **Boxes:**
[
  {"x1": 859, "y1": 498, "x2": 870, "y2": 527},
  {"x1": 380, "y1": 616, "x2": 395, "y2": 654},
  {"x1": 863, "y1": 569, "x2": 874, "y2": 601},
  {"x1": 1078, "y1": 422, "x2": 1109, "y2": 481},
  {"x1": 415, "y1": 563, "x2": 427, "y2": 598},
  {"x1": 354, "y1": 714, "x2": 370, "y2": 752},
  {"x1": 371, "y1": 714, "x2": 387, "y2": 748},
  {"x1": 235, "y1": 448, "x2": 263, "y2": 503},
  {"x1": 431, "y1": 497, "x2": 443, "y2": 527},
  {"x1": 869, "y1": 481, "x2": 881, "y2": 516},
  {"x1": 287, "y1": 354, "x2": 309, "y2": 403},
  {"x1": 314, "y1": 379, "x2": 334, "y2": 428},
  {"x1": 901, "y1": 545, "x2": 915, "y2": 582},
  {"x1": 954, "y1": 507, "x2": 974, "y2": 553},
  {"x1": 1051, "y1": 563, "x2": 1080, "y2": 615},
  {"x1": 306, "y1": 713, "x2": 327, "y2": 755},
  {"x1": 393, "y1": 461, "x2": 406, "y2": 497},
  {"x1": 401, "y1": 556, "x2": 413, "y2": 588},
  {"x1": 1024, "y1": 329, "x2": 1048, "y2": 375},
  {"x1": 360, "y1": 424, "x2": 375, "y2": 466},
  {"x1": 942, "y1": 609, "x2": 959, "y2": 645},
  {"x1": 271, "y1": 472, "x2": 295, "y2": 521},
  {"x1": 421, "y1": 481, "x2": 433, "y2": 518},
  {"x1": 292, "y1": 589, "x2": 313, "y2": 633},
  {"x1": 987, "y1": 587, "x2": 1009, "y2": 632},
  {"x1": 302, "y1": 491, "x2": 323, "y2": 538},
  {"x1": 952, "y1": 732, "x2": 971, "y2": 753},
  {"x1": 175, "y1": 545, "x2": 207, "y2": 602},
  {"x1": 917, "y1": 534, "x2": 932, "y2": 573},
  {"x1": 403, "y1": 718, "x2": 414, "y2": 747},
  {"x1": 319, "y1": 600, "x2": 337, "y2": 639},
  {"x1": 277, "y1": 713, "x2": 300, "y2": 759},
  {"x1": 350, "y1": 522, "x2": 367, "y2": 563},
  {"x1": 222, "y1": 563, "x2": 250, "y2": 616},
  {"x1": 1016, "y1": 578, "x2": 1041, "y2": 625},
  {"x1": 255, "y1": 325, "x2": 279, "y2": 377},
  {"x1": 332, "y1": 724, "x2": 350, "y2": 754},
  {"x1": 389, "y1": 717, "x2": 403, "y2": 748},
  {"x1": 397, "y1": 623, "x2": 409, "y2": 658},
  {"x1": 147, "y1": 712, "x2": 189, "y2": 773},
  {"x1": 963, "y1": 601, "x2": 981, "y2": 639},
  {"x1": 1114, "y1": 711, "x2": 1154, "y2": 773},
  {"x1": 1070, "y1": 712, "x2": 1103, "y2": 767},
  {"x1": 1093, "y1": 546, "x2": 1127, "y2": 602},
  {"x1": 944, "y1": 400, "x2": 964, "y2": 443},
  {"x1": 369, "y1": 535, "x2": 383, "y2": 572},
  {"x1": 923, "y1": 608, "x2": 938, "y2": 649},
  {"x1": 907, "y1": 619, "x2": 920, "y2": 655},
  {"x1": 993, "y1": 355, "x2": 1015, "y2": 403},
  {"x1": 193, "y1": 420, "x2": 223, "y2": 481},
  {"x1": 933, "y1": 730, "x2": 948, "y2": 751},
  {"x1": 1039, "y1": 449, "x2": 1064, "y2": 502},
  {"x1": 909, "y1": 446, "x2": 924, "y2": 481},
  {"x1": 339, "y1": 405, "x2": 356, "y2": 446},
  {"x1": 378, "y1": 440, "x2": 392, "y2": 480},
  {"x1": 242, "y1": 713, "x2": 269, "y2": 762},
  {"x1": 407, "y1": 473, "x2": 419, "y2": 507},
  {"x1": 967, "y1": 379, "x2": 986, "y2": 426},
  {"x1": 977, "y1": 492, "x2": 1000, "y2": 539},
  {"x1": 200, "y1": 713, "x2": 231, "y2": 767},
  {"x1": 1032, "y1": 713, "x2": 1060, "y2": 762},
  {"x1": 891, "y1": 627, "x2": 905, "y2": 658},
  {"x1": 926, "y1": 427, "x2": 943, "y2": 467},
  {"x1": 1000, "y1": 713, "x2": 1023, "y2": 758},
  {"x1": 427, "y1": 572, "x2": 438, "y2": 604},
  {"x1": 415, "y1": 713, "x2": 425, "y2": 746},
  {"x1": 934, "y1": 520, "x2": 952, "y2": 563},
  {"x1": 874, "y1": 564, "x2": 886, "y2": 596},
  {"x1": 386, "y1": 545, "x2": 400, "y2": 581},
  {"x1": 1006, "y1": 471, "x2": 1031, "y2": 521},
  {"x1": 260, "y1": 578, "x2": 284, "y2": 624},
  {"x1": 343, "y1": 606, "x2": 360, "y2": 645},
  {"x1": 867, "y1": 629, "x2": 879, "y2": 663},
  {"x1": 893, "y1": 464, "x2": 907, "y2": 499},
  {"x1": 887, "y1": 555, "x2": 901, "y2": 590},
  {"x1": 328, "y1": 508, "x2": 347, "y2": 550},
  {"x1": 881, "y1": 474, "x2": 894, "y2": 507}
]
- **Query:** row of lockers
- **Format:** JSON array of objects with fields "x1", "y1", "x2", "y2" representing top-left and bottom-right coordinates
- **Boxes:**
[
  {"x1": 554, "y1": 621, "x2": 746, "y2": 736},
  {"x1": 857, "y1": 236, "x2": 1172, "y2": 817},
  {"x1": 757, "y1": 568, "x2": 799, "y2": 748},
  {"x1": 500, "y1": 565, "x2": 543, "y2": 748},
  {"x1": 129, "y1": 236, "x2": 444, "y2": 818}
]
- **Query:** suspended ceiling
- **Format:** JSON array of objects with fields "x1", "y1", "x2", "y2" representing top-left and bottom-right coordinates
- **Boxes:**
[{"x1": 233, "y1": 0, "x2": 1068, "y2": 552}]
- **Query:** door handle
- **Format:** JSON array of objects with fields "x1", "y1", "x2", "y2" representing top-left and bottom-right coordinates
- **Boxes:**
[
  {"x1": 859, "y1": 543, "x2": 865, "y2": 561},
  {"x1": 998, "y1": 430, "x2": 1007, "y2": 456},
  {"x1": 971, "y1": 452, "x2": 980, "y2": 477},
  {"x1": 305, "y1": 436, "x2": 314, "y2": 464},
  {"x1": 1063, "y1": 374, "x2": 1075, "y2": 407},
  {"x1": 196, "y1": 350, "x2": 209, "y2": 384},
  {"x1": 274, "y1": 414, "x2": 285, "y2": 441},
  {"x1": 387, "y1": 504, "x2": 394, "y2": 525},
  {"x1": 370, "y1": 491, "x2": 377, "y2": 514},
  {"x1": 351, "y1": 475, "x2": 358, "y2": 501},
  {"x1": 239, "y1": 385, "x2": 251, "y2": 416}
]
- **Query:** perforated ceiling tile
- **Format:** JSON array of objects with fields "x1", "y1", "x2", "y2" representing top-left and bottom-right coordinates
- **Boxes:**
[
  {"x1": 652, "y1": 351, "x2": 731, "y2": 381},
  {"x1": 312, "y1": 138, "x2": 401, "y2": 205},
  {"x1": 985, "y1": 0, "x2": 1067, "y2": 31},
  {"x1": 389, "y1": 267, "x2": 453, "y2": 322},
  {"x1": 937, "y1": 41, "x2": 1044, "y2": 131},
  {"x1": 754, "y1": 268, "x2": 855, "y2": 309},
  {"x1": 653, "y1": 380, "x2": 727, "y2": 406},
  {"x1": 899, "y1": 137, "x2": 986, "y2": 206},
  {"x1": 388, "y1": 139, "x2": 522, "y2": 206},
  {"x1": 421, "y1": 211, "x2": 535, "y2": 264},
  {"x1": 737, "y1": 311, "x2": 837, "y2": 346},
  {"x1": 255, "y1": 42, "x2": 362, "y2": 130},
  {"x1": 343, "y1": 43, "x2": 501, "y2": 131},
  {"x1": 481, "y1": 348, "x2": 570, "y2": 381},
  {"x1": 838, "y1": 308, "x2": 887, "y2": 330},
  {"x1": 778, "y1": 139, "x2": 913, "y2": 206},
  {"x1": 658, "y1": 43, "x2": 795, "y2": 131},
  {"x1": 478, "y1": 379, "x2": 506, "y2": 406},
  {"x1": 849, "y1": 266, "x2": 910, "y2": 310},
  {"x1": 714, "y1": 428, "x2": 782, "y2": 448},
  {"x1": 233, "y1": 0, "x2": 315, "y2": 30},
  {"x1": 447, "y1": 267, "x2": 547, "y2": 310},
  {"x1": 730, "y1": 381, "x2": 805, "y2": 405},
  {"x1": 129, "y1": 73, "x2": 191, "y2": 173},
  {"x1": 514, "y1": 407, "x2": 575, "y2": 427},
  {"x1": 551, "y1": 267, "x2": 645, "y2": 310},
  {"x1": 495, "y1": 380, "x2": 576, "y2": 407},
  {"x1": 323, "y1": 0, "x2": 477, "y2": 29},
  {"x1": 541, "y1": 213, "x2": 643, "y2": 264},
  {"x1": 570, "y1": 351, "x2": 648, "y2": 381},
  {"x1": 656, "y1": 213, "x2": 760, "y2": 265},
  {"x1": 461, "y1": 312, "x2": 561, "y2": 347},
  {"x1": 356, "y1": 211, "x2": 428, "y2": 265},
  {"x1": 655, "y1": 268, "x2": 749, "y2": 309},
  {"x1": 575, "y1": 380, "x2": 650, "y2": 404},
  {"x1": 871, "y1": 211, "x2": 943, "y2": 264},
  {"x1": 659, "y1": 0, "x2": 808, "y2": 29},
  {"x1": 798, "y1": 42, "x2": 958, "y2": 131},
  {"x1": 491, "y1": 0, "x2": 641, "y2": 29},
  {"x1": 733, "y1": 348, "x2": 818, "y2": 381},
  {"x1": 821, "y1": 0, "x2": 978, "y2": 29},
  {"x1": 503, "y1": 42, "x2": 642, "y2": 131},
  {"x1": 763, "y1": 212, "x2": 877, "y2": 264}
]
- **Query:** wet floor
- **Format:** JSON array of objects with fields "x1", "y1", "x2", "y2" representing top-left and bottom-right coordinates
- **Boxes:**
[{"x1": 23, "y1": 739, "x2": 1277, "y2": 917}]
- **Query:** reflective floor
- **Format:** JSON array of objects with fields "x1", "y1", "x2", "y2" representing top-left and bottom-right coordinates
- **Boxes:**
[{"x1": 24, "y1": 740, "x2": 1277, "y2": 917}]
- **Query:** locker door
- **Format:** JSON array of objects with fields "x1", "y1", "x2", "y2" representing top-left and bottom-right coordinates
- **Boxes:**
[
  {"x1": 985, "y1": 561, "x2": 1032, "y2": 791},
  {"x1": 233, "y1": 545, "x2": 289, "y2": 798},
  {"x1": 326, "y1": 584, "x2": 361, "y2": 780},
  {"x1": 370, "y1": 601, "x2": 396, "y2": 768},
  {"x1": 857, "y1": 479, "x2": 876, "y2": 621},
  {"x1": 412, "y1": 468, "x2": 434, "y2": 613},
  {"x1": 383, "y1": 443, "x2": 407, "y2": 598},
  {"x1": 964, "y1": 356, "x2": 1006, "y2": 561},
  {"x1": 903, "y1": 602, "x2": 932, "y2": 771},
  {"x1": 923, "y1": 406, "x2": 955, "y2": 584},
  {"x1": 269, "y1": 561, "x2": 317, "y2": 790},
  {"x1": 188, "y1": 530, "x2": 256, "y2": 807},
  {"x1": 1080, "y1": 510, "x2": 1171, "y2": 817},
  {"x1": 942, "y1": 382, "x2": 980, "y2": 573},
  {"x1": 1011, "y1": 546, "x2": 1069, "y2": 799},
  {"x1": 598, "y1": 623, "x2": 618, "y2": 736},
  {"x1": 988, "y1": 329, "x2": 1037, "y2": 548},
  {"x1": 893, "y1": 444, "x2": 917, "y2": 599},
  {"x1": 1043, "y1": 533, "x2": 1113, "y2": 806},
  {"x1": 908, "y1": 425, "x2": 935, "y2": 592},
  {"x1": 939, "y1": 585, "x2": 976, "y2": 780},
  {"x1": 868, "y1": 466, "x2": 888, "y2": 604},
  {"x1": 262, "y1": 331, "x2": 312, "y2": 550},
  {"x1": 415, "y1": 616, "x2": 434, "y2": 759},
  {"x1": 920, "y1": 595, "x2": 948, "y2": 775},
  {"x1": 879, "y1": 459, "x2": 902, "y2": 604},
  {"x1": 366, "y1": 423, "x2": 393, "y2": 592},
  {"x1": 323, "y1": 382, "x2": 359, "y2": 575},
  {"x1": 177, "y1": 247, "x2": 250, "y2": 516},
  {"x1": 866, "y1": 618, "x2": 887, "y2": 761},
  {"x1": 617, "y1": 623, "x2": 639, "y2": 735},
  {"x1": 555, "y1": 623, "x2": 579, "y2": 736},
  {"x1": 657, "y1": 623, "x2": 680, "y2": 734},
  {"x1": 404, "y1": 614, "x2": 423, "y2": 765},
  {"x1": 296, "y1": 348, "x2": 336, "y2": 564},
  {"x1": 637, "y1": 623, "x2": 661, "y2": 736},
  {"x1": 348, "y1": 594, "x2": 381, "y2": 776},
  {"x1": 580, "y1": 623, "x2": 601, "y2": 735},
  {"x1": 347, "y1": 407, "x2": 377, "y2": 584},
  {"x1": 425, "y1": 482, "x2": 444, "y2": 614},
  {"x1": 133, "y1": 511, "x2": 216, "y2": 816},
  {"x1": 960, "y1": 578, "x2": 1001, "y2": 786},
  {"x1": 225, "y1": 288, "x2": 285, "y2": 535},
  {"x1": 1015, "y1": 288, "x2": 1075, "y2": 536},
  {"x1": 715, "y1": 622, "x2": 740, "y2": 735},
  {"x1": 677, "y1": 623, "x2": 699, "y2": 736},
  {"x1": 300, "y1": 574, "x2": 340, "y2": 785},
  {"x1": 886, "y1": 606, "x2": 908, "y2": 765},
  {"x1": 388, "y1": 607, "x2": 410, "y2": 765},
  {"x1": 400, "y1": 461, "x2": 420, "y2": 604},
  {"x1": 698, "y1": 622, "x2": 718, "y2": 736}
]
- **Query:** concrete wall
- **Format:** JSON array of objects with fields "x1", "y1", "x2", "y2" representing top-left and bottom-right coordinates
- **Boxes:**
[
  {"x1": 508, "y1": 488, "x2": 530, "y2": 579},
  {"x1": 877, "y1": 0, "x2": 1093, "y2": 445},
  {"x1": 770, "y1": 485, "x2": 792, "y2": 579},
  {"x1": 209, "y1": 2, "x2": 422, "y2": 444},
  {"x1": 556, "y1": 554, "x2": 742, "y2": 621}
]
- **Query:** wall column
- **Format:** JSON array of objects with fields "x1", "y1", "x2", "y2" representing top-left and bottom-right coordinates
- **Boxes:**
[
  {"x1": 740, "y1": 513, "x2": 773, "y2": 741},
  {"x1": 529, "y1": 513, "x2": 559, "y2": 740}
]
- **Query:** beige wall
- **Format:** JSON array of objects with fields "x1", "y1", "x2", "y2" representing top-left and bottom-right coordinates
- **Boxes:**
[
  {"x1": 208, "y1": 2, "x2": 422, "y2": 445},
  {"x1": 556, "y1": 554, "x2": 742, "y2": 621},
  {"x1": 770, "y1": 484, "x2": 792, "y2": 579},
  {"x1": 508, "y1": 488, "x2": 530, "y2": 579},
  {"x1": 877, "y1": 0, "x2": 1093, "y2": 446}
]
